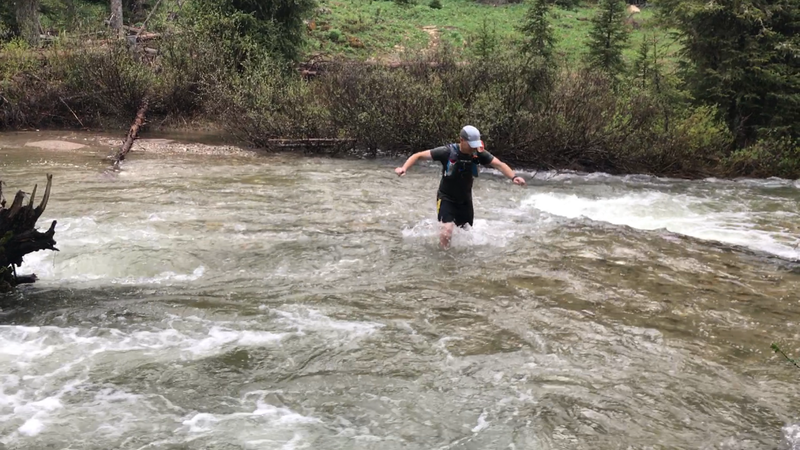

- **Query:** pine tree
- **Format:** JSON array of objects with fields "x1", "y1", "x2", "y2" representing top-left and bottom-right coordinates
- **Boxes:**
[
  {"x1": 472, "y1": 19, "x2": 498, "y2": 61},
  {"x1": 585, "y1": 0, "x2": 630, "y2": 77},
  {"x1": 519, "y1": 0, "x2": 556, "y2": 65},
  {"x1": 658, "y1": 0, "x2": 800, "y2": 144},
  {"x1": 632, "y1": 33, "x2": 682, "y2": 132},
  {"x1": 632, "y1": 34, "x2": 666, "y2": 92}
]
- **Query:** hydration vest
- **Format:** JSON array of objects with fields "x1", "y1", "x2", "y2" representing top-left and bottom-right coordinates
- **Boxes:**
[{"x1": 443, "y1": 143, "x2": 479, "y2": 178}]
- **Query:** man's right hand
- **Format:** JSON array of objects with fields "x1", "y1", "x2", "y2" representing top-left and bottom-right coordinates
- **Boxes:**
[{"x1": 395, "y1": 167, "x2": 406, "y2": 176}]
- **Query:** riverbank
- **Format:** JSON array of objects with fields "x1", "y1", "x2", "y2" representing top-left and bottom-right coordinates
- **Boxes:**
[
  {"x1": 1, "y1": 35, "x2": 797, "y2": 181},
  {"x1": 5, "y1": 130, "x2": 800, "y2": 194}
]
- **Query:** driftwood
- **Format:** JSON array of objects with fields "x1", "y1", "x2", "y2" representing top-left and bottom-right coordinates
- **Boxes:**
[
  {"x1": 0, "y1": 175, "x2": 58, "y2": 292},
  {"x1": 134, "y1": 0, "x2": 165, "y2": 42},
  {"x1": 112, "y1": 97, "x2": 149, "y2": 169},
  {"x1": 265, "y1": 138, "x2": 356, "y2": 148},
  {"x1": 262, "y1": 138, "x2": 357, "y2": 155},
  {"x1": 122, "y1": 25, "x2": 162, "y2": 42}
]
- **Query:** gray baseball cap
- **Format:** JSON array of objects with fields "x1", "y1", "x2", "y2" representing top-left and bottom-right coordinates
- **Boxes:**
[{"x1": 460, "y1": 125, "x2": 482, "y2": 149}]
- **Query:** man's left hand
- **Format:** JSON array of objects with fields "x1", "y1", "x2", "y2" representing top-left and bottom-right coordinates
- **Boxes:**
[{"x1": 512, "y1": 176, "x2": 526, "y2": 186}]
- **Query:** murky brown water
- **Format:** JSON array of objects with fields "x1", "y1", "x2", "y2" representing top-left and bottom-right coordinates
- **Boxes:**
[{"x1": 1, "y1": 131, "x2": 799, "y2": 450}]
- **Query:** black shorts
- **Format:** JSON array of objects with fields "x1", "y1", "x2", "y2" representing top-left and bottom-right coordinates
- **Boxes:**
[{"x1": 437, "y1": 198, "x2": 474, "y2": 227}]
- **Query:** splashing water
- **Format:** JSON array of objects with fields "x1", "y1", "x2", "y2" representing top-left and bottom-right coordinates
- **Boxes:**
[{"x1": 1, "y1": 132, "x2": 798, "y2": 450}]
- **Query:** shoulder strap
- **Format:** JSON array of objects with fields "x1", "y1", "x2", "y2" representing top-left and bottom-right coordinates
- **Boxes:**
[
  {"x1": 443, "y1": 143, "x2": 480, "y2": 178},
  {"x1": 448, "y1": 143, "x2": 459, "y2": 161}
]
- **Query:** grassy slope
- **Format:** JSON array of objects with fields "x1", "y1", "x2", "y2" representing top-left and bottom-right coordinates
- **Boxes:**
[
  {"x1": 23, "y1": 0, "x2": 681, "y2": 66},
  {"x1": 303, "y1": 0, "x2": 680, "y2": 65}
]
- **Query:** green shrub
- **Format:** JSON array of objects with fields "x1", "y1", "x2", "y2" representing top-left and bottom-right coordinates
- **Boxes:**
[
  {"x1": 0, "y1": 38, "x2": 37, "y2": 82},
  {"x1": 429, "y1": 0, "x2": 443, "y2": 9},
  {"x1": 58, "y1": 43, "x2": 155, "y2": 121},
  {"x1": 186, "y1": 0, "x2": 316, "y2": 63},
  {"x1": 206, "y1": 58, "x2": 331, "y2": 146},
  {"x1": 725, "y1": 136, "x2": 800, "y2": 179},
  {"x1": 319, "y1": 60, "x2": 455, "y2": 153},
  {"x1": 551, "y1": 0, "x2": 582, "y2": 10}
]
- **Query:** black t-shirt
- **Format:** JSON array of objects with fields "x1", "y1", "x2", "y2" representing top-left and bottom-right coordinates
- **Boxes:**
[{"x1": 430, "y1": 144, "x2": 495, "y2": 204}]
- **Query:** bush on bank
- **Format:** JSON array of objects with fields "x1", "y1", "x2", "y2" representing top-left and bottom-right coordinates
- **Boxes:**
[{"x1": 0, "y1": 34, "x2": 796, "y2": 179}]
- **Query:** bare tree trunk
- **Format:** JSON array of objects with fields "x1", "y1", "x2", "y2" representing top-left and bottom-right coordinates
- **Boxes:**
[
  {"x1": 15, "y1": 0, "x2": 40, "y2": 46},
  {"x1": 112, "y1": 97, "x2": 149, "y2": 169},
  {"x1": 110, "y1": 0, "x2": 124, "y2": 38}
]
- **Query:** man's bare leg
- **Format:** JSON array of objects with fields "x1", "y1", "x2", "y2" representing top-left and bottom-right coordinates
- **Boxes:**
[{"x1": 439, "y1": 222, "x2": 454, "y2": 249}]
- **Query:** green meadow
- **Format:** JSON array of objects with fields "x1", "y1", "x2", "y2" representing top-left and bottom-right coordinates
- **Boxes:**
[{"x1": 304, "y1": 0, "x2": 679, "y2": 65}]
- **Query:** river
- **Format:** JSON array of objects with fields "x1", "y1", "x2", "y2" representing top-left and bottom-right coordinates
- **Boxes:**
[{"x1": 1, "y1": 131, "x2": 799, "y2": 449}]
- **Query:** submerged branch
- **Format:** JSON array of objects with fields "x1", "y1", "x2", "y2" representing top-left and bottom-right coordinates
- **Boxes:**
[{"x1": 771, "y1": 343, "x2": 800, "y2": 370}]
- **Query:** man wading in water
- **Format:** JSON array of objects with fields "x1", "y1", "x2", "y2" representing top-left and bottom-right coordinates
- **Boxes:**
[{"x1": 395, "y1": 125, "x2": 526, "y2": 248}]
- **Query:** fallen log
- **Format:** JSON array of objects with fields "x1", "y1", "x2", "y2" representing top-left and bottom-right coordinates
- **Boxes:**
[
  {"x1": 112, "y1": 97, "x2": 149, "y2": 169},
  {"x1": 134, "y1": 0, "x2": 165, "y2": 42},
  {"x1": 263, "y1": 138, "x2": 357, "y2": 155},
  {"x1": 265, "y1": 138, "x2": 356, "y2": 148},
  {"x1": 0, "y1": 175, "x2": 58, "y2": 293}
]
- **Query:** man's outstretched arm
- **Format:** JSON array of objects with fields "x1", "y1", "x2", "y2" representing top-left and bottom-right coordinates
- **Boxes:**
[
  {"x1": 490, "y1": 158, "x2": 527, "y2": 185},
  {"x1": 395, "y1": 150, "x2": 433, "y2": 176}
]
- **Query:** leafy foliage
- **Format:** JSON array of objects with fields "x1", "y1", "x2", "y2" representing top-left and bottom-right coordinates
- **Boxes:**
[
  {"x1": 656, "y1": 0, "x2": 800, "y2": 145},
  {"x1": 186, "y1": 0, "x2": 317, "y2": 63},
  {"x1": 0, "y1": 1, "x2": 16, "y2": 40},
  {"x1": 470, "y1": 18, "x2": 498, "y2": 60}
]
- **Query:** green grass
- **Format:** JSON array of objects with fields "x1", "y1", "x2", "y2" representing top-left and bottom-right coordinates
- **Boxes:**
[
  {"x1": 39, "y1": 0, "x2": 108, "y2": 33},
  {"x1": 18, "y1": 0, "x2": 683, "y2": 67},
  {"x1": 36, "y1": 0, "x2": 187, "y2": 36},
  {"x1": 303, "y1": 0, "x2": 681, "y2": 66}
]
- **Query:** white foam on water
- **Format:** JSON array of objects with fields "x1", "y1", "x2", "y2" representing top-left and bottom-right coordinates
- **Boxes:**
[
  {"x1": 471, "y1": 410, "x2": 490, "y2": 433},
  {"x1": 0, "y1": 324, "x2": 289, "y2": 367},
  {"x1": 271, "y1": 307, "x2": 385, "y2": 340},
  {"x1": 111, "y1": 266, "x2": 207, "y2": 285},
  {"x1": 522, "y1": 191, "x2": 800, "y2": 260},
  {"x1": 178, "y1": 391, "x2": 321, "y2": 448},
  {"x1": 0, "y1": 305, "x2": 384, "y2": 448},
  {"x1": 401, "y1": 218, "x2": 522, "y2": 248},
  {"x1": 14, "y1": 396, "x2": 63, "y2": 437},
  {"x1": 187, "y1": 326, "x2": 286, "y2": 355},
  {"x1": 182, "y1": 412, "x2": 220, "y2": 432},
  {"x1": 17, "y1": 212, "x2": 209, "y2": 285},
  {"x1": 21, "y1": 252, "x2": 206, "y2": 287},
  {"x1": 784, "y1": 423, "x2": 800, "y2": 450},
  {"x1": 0, "y1": 321, "x2": 297, "y2": 447},
  {"x1": 0, "y1": 374, "x2": 75, "y2": 443},
  {"x1": 18, "y1": 417, "x2": 45, "y2": 436}
]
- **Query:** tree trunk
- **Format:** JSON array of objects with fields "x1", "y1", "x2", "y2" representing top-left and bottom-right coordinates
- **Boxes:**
[
  {"x1": 131, "y1": 0, "x2": 146, "y2": 22},
  {"x1": 112, "y1": 97, "x2": 149, "y2": 168},
  {"x1": 15, "y1": 0, "x2": 40, "y2": 46},
  {"x1": 0, "y1": 175, "x2": 58, "y2": 293},
  {"x1": 110, "y1": 0, "x2": 124, "y2": 38}
]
